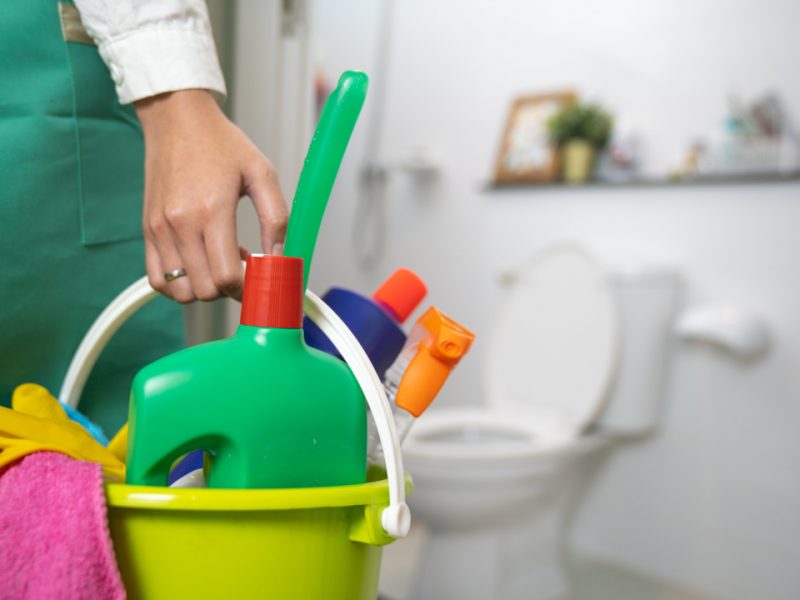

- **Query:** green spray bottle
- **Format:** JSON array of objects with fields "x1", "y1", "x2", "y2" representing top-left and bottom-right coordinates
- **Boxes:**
[{"x1": 126, "y1": 71, "x2": 369, "y2": 488}]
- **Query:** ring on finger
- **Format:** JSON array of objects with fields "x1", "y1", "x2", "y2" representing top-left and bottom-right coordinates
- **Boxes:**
[{"x1": 164, "y1": 268, "x2": 187, "y2": 282}]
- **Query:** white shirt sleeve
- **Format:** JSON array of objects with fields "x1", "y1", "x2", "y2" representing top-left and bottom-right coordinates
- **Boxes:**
[{"x1": 73, "y1": 0, "x2": 227, "y2": 105}]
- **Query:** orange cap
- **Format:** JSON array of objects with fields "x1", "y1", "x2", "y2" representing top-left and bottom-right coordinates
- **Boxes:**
[
  {"x1": 372, "y1": 268, "x2": 428, "y2": 323},
  {"x1": 395, "y1": 307, "x2": 475, "y2": 417}
]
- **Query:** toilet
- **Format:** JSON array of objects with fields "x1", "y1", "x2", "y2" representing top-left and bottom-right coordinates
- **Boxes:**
[{"x1": 402, "y1": 244, "x2": 680, "y2": 600}]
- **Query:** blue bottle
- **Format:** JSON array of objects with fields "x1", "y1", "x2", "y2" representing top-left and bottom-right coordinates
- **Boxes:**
[{"x1": 303, "y1": 267, "x2": 427, "y2": 378}]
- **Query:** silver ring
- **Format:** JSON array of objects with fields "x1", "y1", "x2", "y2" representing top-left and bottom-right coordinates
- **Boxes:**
[{"x1": 164, "y1": 268, "x2": 187, "y2": 282}]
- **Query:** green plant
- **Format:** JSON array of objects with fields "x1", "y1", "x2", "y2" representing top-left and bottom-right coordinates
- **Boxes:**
[{"x1": 548, "y1": 102, "x2": 613, "y2": 149}]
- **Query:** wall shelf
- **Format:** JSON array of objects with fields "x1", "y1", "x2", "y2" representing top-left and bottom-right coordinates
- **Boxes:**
[{"x1": 482, "y1": 171, "x2": 800, "y2": 193}]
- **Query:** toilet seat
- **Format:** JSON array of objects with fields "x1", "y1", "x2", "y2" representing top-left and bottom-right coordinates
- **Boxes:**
[
  {"x1": 485, "y1": 245, "x2": 619, "y2": 439},
  {"x1": 403, "y1": 406, "x2": 572, "y2": 464}
]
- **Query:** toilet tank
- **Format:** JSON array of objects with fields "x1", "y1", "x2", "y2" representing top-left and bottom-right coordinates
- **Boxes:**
[{"x1": 595, "y1": 267, "x2": 681, "y2": 436}]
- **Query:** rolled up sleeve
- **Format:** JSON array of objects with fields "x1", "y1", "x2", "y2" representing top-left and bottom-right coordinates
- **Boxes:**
[{"x1": 73, "y1": 0, "x2": 227, "y2": 104}]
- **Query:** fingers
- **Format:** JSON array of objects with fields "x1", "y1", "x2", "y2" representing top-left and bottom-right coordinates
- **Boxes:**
[
  {"x1": 148, "y1": 200, "x2": 247, "y2": 302},
  {"x1": 171, "y1": 223, "x2": 218, "y2": 303},
  {"x1": 145, "y1": 213, "x2": 196, "y2": 303},
  {"x1": 144, "y1": 235, "x2": 167, "y2": 295},
  {"x1": 244, "y1": 159, "x2": 289, "y2": 255},
  {"x1": 204, "y1": 206, "x2": 245, "y2": 300}
]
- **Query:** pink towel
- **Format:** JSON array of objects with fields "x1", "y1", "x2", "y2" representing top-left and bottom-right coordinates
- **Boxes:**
[{"x1": 0, "y1": 452, "x2": 125, "y2": 600}]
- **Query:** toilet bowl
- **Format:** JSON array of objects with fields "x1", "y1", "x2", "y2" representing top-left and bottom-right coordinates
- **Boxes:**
[{"x1": 402, "y1": 244, "x2": 679, "y2": 600}]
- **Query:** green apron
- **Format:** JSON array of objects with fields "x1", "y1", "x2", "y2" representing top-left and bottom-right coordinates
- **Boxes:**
[{"x1": 0, "y1": 0, "x2": 184, "y2": 433}]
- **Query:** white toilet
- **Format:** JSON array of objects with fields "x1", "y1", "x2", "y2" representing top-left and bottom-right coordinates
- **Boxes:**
[{"x1": 402, "y1": 244, "x2": 680, "y2": 600}]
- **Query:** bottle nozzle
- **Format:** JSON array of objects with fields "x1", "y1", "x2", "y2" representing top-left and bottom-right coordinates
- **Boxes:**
[{"x1": 395, "y1": 307, "x2": 475, "y2": 417}]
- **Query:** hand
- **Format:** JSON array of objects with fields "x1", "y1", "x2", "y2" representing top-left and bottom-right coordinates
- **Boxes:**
[{"x1": 135, "y1": 90, "x2": 288, "y2": 303}]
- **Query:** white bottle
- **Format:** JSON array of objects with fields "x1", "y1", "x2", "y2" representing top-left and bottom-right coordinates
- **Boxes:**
[{"x1": 368, "y1": 306, "x2": 475, "y2": 464}]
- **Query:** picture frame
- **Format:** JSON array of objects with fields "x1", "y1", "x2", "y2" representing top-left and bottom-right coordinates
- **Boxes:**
[{"x1": 493, "y1": 91, "x2": 576, "y2": 184}]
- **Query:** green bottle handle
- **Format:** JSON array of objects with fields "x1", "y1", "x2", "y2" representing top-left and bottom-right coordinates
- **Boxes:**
[{"x1": 283, "y1": 70, "x2": 369, "y2": 288}]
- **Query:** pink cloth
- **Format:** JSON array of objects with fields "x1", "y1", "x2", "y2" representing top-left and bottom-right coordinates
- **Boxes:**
[{"x1": 0, "y1": 452, "x2": 125, "y2": 600}]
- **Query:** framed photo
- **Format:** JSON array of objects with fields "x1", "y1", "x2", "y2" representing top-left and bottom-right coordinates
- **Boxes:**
[{"x1": 493, "y1": 91, "x2": 576, "y2": 184}]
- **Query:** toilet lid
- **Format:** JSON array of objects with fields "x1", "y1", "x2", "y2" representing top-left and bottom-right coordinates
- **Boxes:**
[{"x1": 486, "y1": 245, "x2": 619, "y2": 438}]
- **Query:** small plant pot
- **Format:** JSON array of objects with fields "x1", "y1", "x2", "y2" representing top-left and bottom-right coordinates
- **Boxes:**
[{"x1": 561, "y1": 140, "x2": 596, "y2": 184}]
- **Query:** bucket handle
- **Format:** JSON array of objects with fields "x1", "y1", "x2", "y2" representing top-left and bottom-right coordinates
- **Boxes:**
[{"x1": 58, "y1": 276, "x2": 411, "y2": 539}]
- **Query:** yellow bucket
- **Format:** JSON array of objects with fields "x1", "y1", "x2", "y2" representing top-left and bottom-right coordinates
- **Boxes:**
[
  {"x1": 106, "y1": 469, "x2": 412, "y2": 600},
  {"x1": 62, "y1": 279, "x2": 414, "y2": 598}
]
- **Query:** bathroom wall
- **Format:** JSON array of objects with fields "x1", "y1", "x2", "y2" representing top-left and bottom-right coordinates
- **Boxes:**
[{"x1": 230, "y1": 1, "x2": 800, "y2": 598}]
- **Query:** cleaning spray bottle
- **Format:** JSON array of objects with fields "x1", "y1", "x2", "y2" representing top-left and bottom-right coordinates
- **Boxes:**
[
  {"x1": 367, "y1": 307, "x2": 475, "y2": 461},
  {"x1": 127, "y1": 71, "x2": 371, "y2": 488},
  {"x1": 303, "y1": 267, "x2": 428, "y2": 378}
]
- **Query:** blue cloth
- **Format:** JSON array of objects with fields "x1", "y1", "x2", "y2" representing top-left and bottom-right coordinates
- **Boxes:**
[{"x1": 60, "y1": 402, "x2": 109, "y2": 446}]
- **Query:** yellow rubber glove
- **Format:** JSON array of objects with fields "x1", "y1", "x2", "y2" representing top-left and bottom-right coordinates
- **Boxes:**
[
  {"x1": 13, "y1": 383, "x2": 70, "y2": 421},
  {"x1": 107, "y1": 423, "x2": 128, "y2": 463},
  {"x1": 0, "y1": 384, "x2": 125, "y2": 481}
]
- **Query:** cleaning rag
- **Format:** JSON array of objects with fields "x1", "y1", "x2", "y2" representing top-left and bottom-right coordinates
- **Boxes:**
[{"x1": 0, "y1": 451, "x2": 125, "y2": 599}]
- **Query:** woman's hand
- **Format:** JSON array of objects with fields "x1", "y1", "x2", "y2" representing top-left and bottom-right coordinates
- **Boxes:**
[{"x1": 135, "y1": 89, "x2": 288, "y2": 303}]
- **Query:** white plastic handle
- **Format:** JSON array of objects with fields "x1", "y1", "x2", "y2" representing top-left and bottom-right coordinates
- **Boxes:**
[
  {"x1": 59, "y1": 276, "x2": 410, "y2": 538},
  {"x1": 59, "y1": 277, "x2": 157, "y2": 409}
]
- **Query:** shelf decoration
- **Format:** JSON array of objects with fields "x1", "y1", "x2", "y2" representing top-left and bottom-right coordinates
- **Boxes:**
[{"x1": 493, "y1": 91, "x2": 575, "y2": 184}]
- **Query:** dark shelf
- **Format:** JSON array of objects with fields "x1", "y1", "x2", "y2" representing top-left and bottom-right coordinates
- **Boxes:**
[{"x1": 483, "y1": 171, "x2": 800, "y2": 192}]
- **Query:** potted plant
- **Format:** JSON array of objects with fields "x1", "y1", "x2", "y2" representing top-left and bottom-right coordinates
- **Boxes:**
[{"x1": 548, "y1": 102, "x2": 613, "y2": 183}]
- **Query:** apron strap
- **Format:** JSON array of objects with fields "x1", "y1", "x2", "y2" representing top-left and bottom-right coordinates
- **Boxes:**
[{"x1": 58, "y1": 2, "x2": 94, "y2": 45}]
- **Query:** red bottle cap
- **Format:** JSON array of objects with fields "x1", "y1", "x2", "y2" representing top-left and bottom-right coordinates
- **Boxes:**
[
  {"x1": 372, "y1": 267, "x2": 428, "y2": 323},
  {"x1": 240, "y1": 255, "x2": 304, "y2": 328}
]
